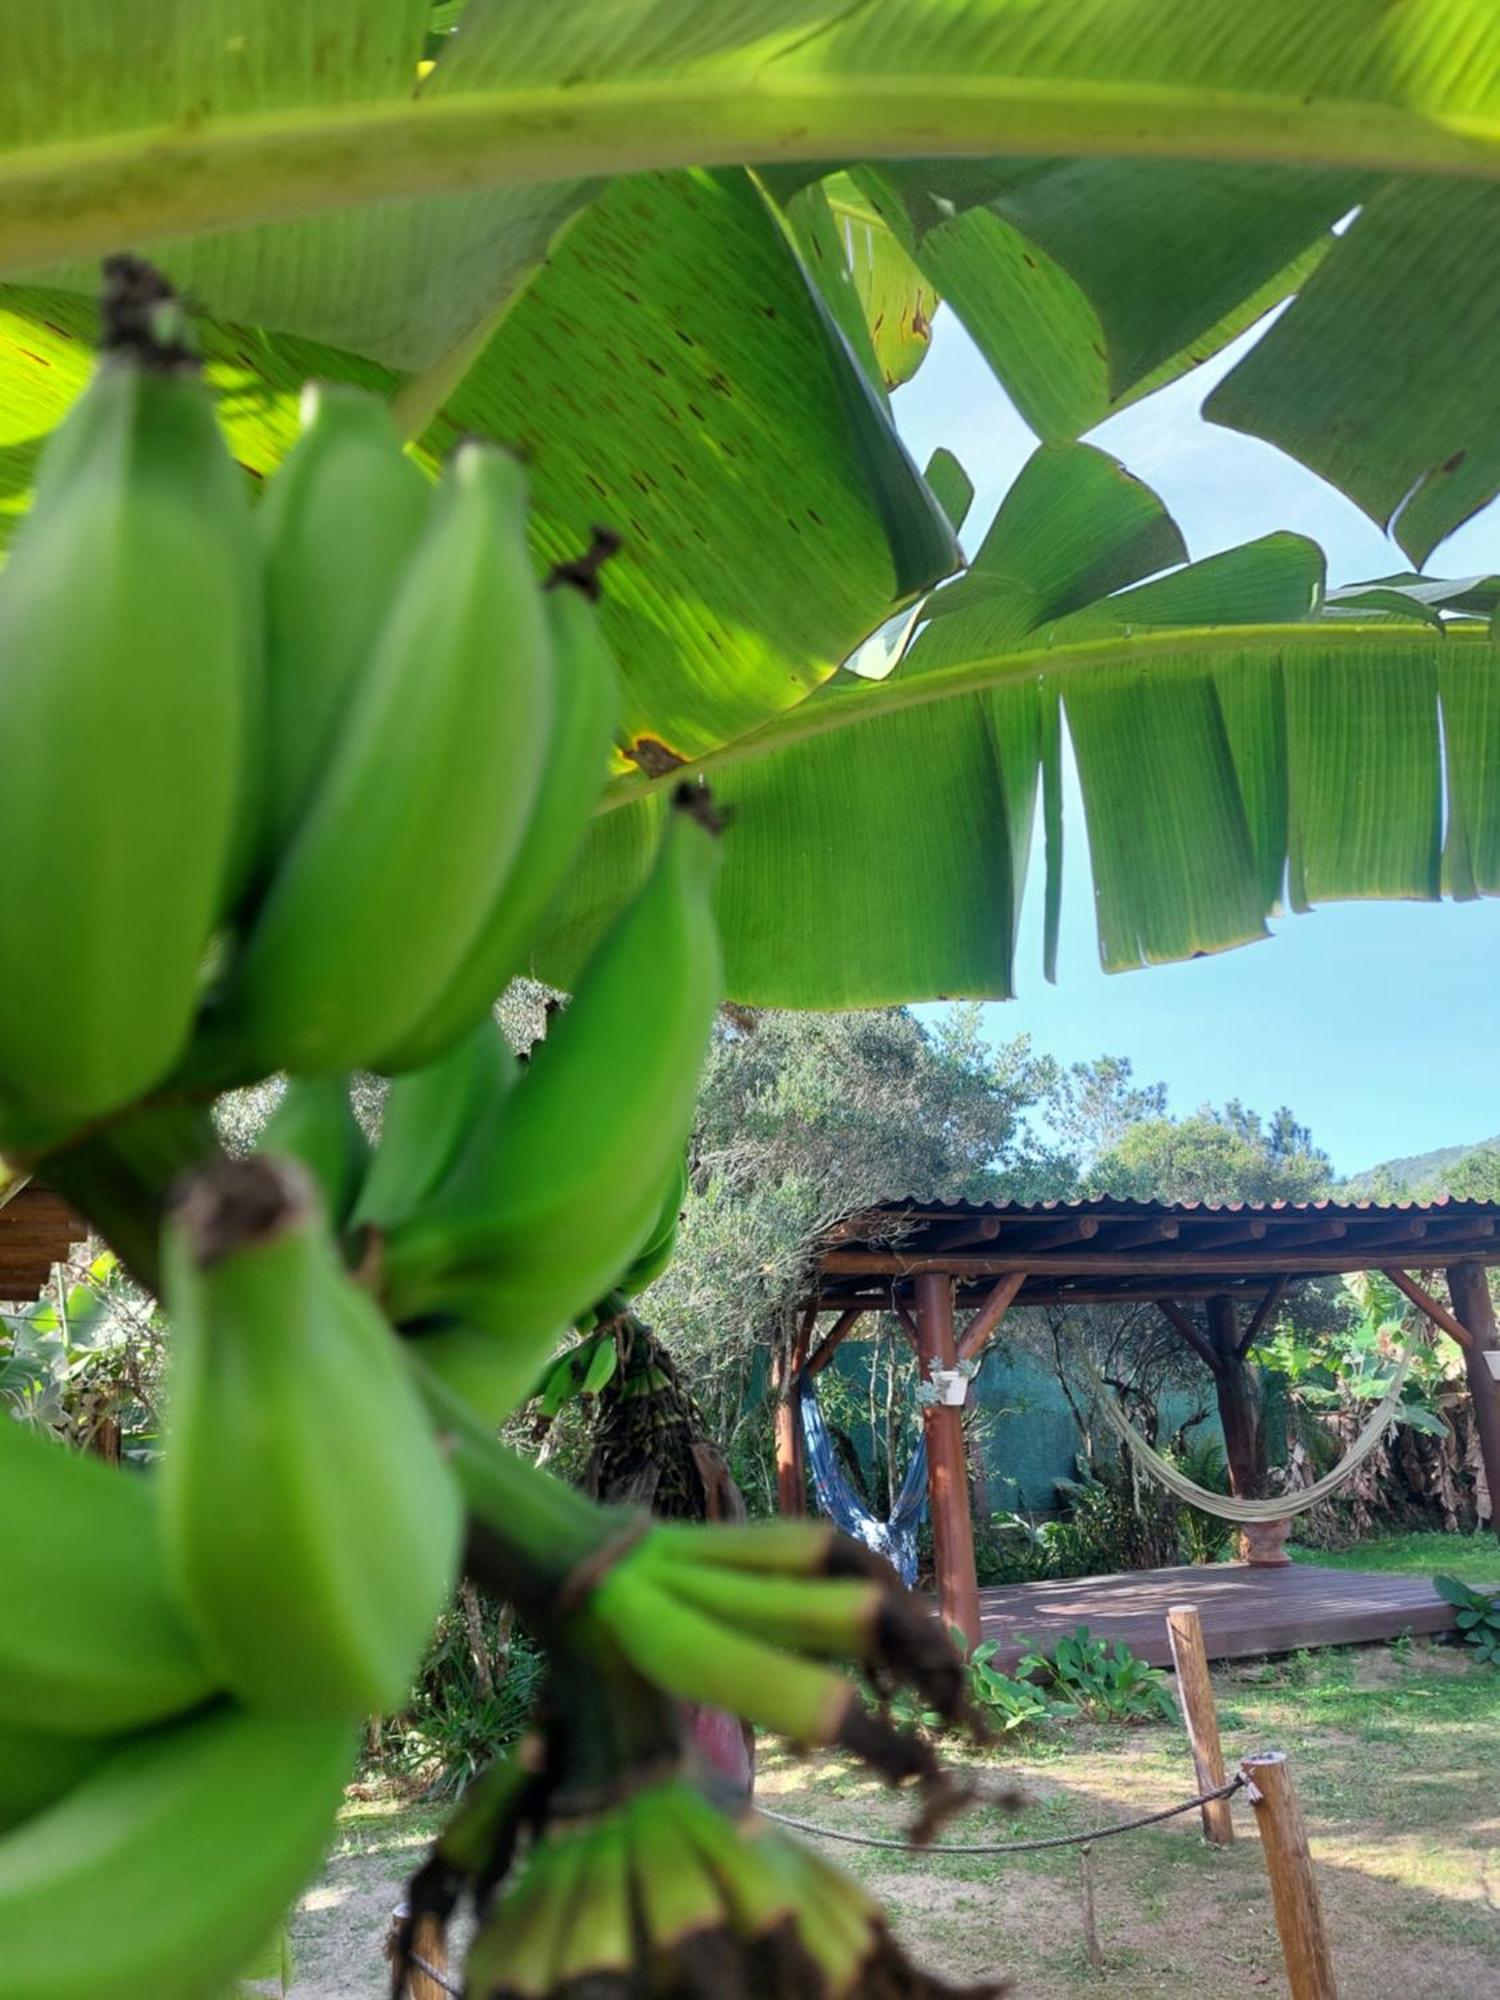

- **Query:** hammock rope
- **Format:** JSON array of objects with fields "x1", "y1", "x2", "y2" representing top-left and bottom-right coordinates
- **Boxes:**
[
  {"x1": 796, "y1": 1378, "x2": 928, "y2": 1585},
  {"x1": 1071, "y1": 1341, "x2": 1417, "y2": 1523}
]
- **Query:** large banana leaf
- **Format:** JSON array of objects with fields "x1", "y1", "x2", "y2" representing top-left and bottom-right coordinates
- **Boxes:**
[
  {"x1": 0, "y1": 165, "x2": 957, "y2": 755},
  {"x1": 535, "y1": 446, "x2": 1497, "y2": 1004},
  {"x1": 6, "y1": 0, "x2": 1500, "y2": 280},
  {"x1": 4, "y1": 1, "x2": 1500, "y2": 1004}
]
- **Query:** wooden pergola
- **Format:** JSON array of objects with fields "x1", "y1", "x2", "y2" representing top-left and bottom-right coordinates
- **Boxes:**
[{"x1": 785, "y1": 1196, "x2": 1500, "y2": 1644}]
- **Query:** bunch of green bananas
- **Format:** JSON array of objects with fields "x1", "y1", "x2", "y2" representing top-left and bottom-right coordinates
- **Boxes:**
[
  {"x1": 0, "y1": 264, "x2": 997, "y2": 2000},
  {"x1": 0, "y1": 255, "x2": 622, "y2": 1158},
  {"x1": 463, "y1": 1775, "x2": 1007, "y2": 2000},
  {"x1": 0, "y1": 1410, "x2": 357, "y2": 2000},
  {"x1": 371, "y1": 795, "x2": 721, "y2": 1422}
]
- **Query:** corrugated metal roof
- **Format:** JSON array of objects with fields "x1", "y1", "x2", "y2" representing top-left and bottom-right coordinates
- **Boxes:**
[{"x1": 851, "y1": 1192, "x2": 1500, "y2": 1221}]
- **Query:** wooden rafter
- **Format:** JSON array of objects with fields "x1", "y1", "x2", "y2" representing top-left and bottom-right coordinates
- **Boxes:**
[
  {"x1": 957, "y1": 1271, "x2": 1026, "y2": 1366},
  {"x1": 1237, "y1": 1275, "x2": 1290, "y2": 1358},
  {"x1": 1155, "y1": 1297, "x2": 1221, "y2": 1376},
  {"x1": 800, "y1": 1307, "x2": 865, "y2": 1381},
  {"x1": 1382, "y1": 1267, "x2": 1473, "y2": 1351}
]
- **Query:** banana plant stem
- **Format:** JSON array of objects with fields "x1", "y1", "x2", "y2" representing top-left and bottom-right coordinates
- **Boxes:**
[{"x1": 44, "y1": 1097, "x2": 219, "y2": 1293}]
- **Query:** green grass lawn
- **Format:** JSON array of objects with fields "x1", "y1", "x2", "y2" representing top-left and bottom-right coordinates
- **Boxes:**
[{"x1": 1289, "y1": 1529, "x2": 1500, "y2": 1587}]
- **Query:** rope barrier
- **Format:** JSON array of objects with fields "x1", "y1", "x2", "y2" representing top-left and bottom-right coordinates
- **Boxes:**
[
  {"x1": 758, "y1": 1771, "x2": 1247, "y2": 1856},
  {"x1": 396, "y1": 1775, "x2": 1249, "y2": 1989},
  {"x1": 407, "y1": 1951, "x2": 464, "y2": 1997}
]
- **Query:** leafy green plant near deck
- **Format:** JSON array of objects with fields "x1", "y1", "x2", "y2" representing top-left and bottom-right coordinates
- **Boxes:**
[
  {"x1": 1020, "y1": 1627, "x2": 1178, "y2": 1725},
  {"x1": 1433, "y1": 1574, "x2": 1500, "y2": 1665},
  {"x1": 968, "y1": 1641, "x2": 1076, "y2": 1731}
]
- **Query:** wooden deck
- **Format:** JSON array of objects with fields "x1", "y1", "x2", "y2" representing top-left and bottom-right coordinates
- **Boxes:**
[{"x1": 975, "y1": 1562, "x2": 1486, "y2": 1672}]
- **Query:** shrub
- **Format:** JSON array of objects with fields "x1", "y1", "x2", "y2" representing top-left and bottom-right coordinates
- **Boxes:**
[
  {"x1": 1434, "y1": 1574, "x2": 1500, "y2": 1665},
  {"x1": 1018, "y1": 1626, "x2": 1178, "y2": 1724}
]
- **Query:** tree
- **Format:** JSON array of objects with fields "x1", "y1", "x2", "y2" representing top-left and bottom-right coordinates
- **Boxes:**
[
  {"x1": 1089, "y1": 1100, "x2": 1332, "y2": 1206},
  {"x1": 646, "y1": 1005, "x2": 1059, "y2": 1491}
]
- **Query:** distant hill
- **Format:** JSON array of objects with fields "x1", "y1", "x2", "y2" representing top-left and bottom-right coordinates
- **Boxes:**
[{"x1": 1346, "y1": 1133, "x2": 1500, "y2": 1196}]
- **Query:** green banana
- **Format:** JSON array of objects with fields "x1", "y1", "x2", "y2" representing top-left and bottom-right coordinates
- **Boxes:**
[
  {"x1": 0, "y1": 1720, "x2": 97, "y2": 1834},
  {"x1": 627, "y1": 1784, "x2": 731, "y2": 1956},
  {"x1": 160, "y1": 1155, "x2": 463, "y2": 1717},
  {"x1": 0, "y1": 266, "x2": 254, "y2": 1125},
  {"x1": 0, "y1": 1701, "x2": 355, "y2": 2000},
  {"x1": 615, "y1": 1150, "x2": 688, "y2": 1297},
  {"x1": 379, "y1": 557, "x2": 621, "y2": 1072},
  {"x1": 467, "y1": 1813, "x2": 596, "y2": 2000},
  {"x1": 351, "y1": 1013, "x2": 516, "y2": 1235},
  {"x1": 0, "y1": 1413, "x2": 213, "y2": 1736},
  {"x1": 221, "y1": 441, "x2": 553, "y2": 1078},
  {"x1": 642, "y1": 1558, "x2": 885, "y2": 1660},
  {"x1": 383, "y1": 791, "x2": 722, "y2": 1417},
  {"x1": 549, "y1": 1813, "x2": 634, "y2": 1991},
  {"x1": 258, "y1": 382, "x2": 432, "y2": 860},
  {"x1": 256, "y1": 1074, "x2": 370, "y2": 1228},
  {"x1": 591, "y1": 1564, "x2": 849, "y2": 1747},
  {"x1": 529, "y1": 1328, "x2": 618, "y2": 1419}
]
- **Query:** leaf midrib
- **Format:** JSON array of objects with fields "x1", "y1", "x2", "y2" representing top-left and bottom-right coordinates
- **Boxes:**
[
  {"x1": 598, "y1": 618, "x2": 1486, "y2": 810},
  {"x1": 4, "y1": 76, "x2": 1500, "y2": 281}
]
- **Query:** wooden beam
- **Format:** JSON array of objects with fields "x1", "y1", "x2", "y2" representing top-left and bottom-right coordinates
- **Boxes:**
[
  {"x1": 892, "y1": 1299, "x2": 919, "y2": 1350},
  {"x1": 1370, "y1": 1217, "x2": 1428, "y2": 1244},
  {"x1": 1093, "y1": 1217, "x2": 1181, "y2": 1251},
  {"x1": 820, "y1": 1240, "x2": 1500, "y2": 1279},
  {"x1": 801, "y1": 1308, "x2": 865, "y2": 1382},
  {"x1": 1276, "y1": 1218, "x2": 1347, "y2": 1246},
  {"x1": 1155, "y1": 1298, "x2": 1221, "y2": 1376},
  {"x1": 913, "y1": 1272, "x2": 981, "y2": 1650},
  {"x1": 1174, "y1": 1217, "x2": 1269, "y2": 1251},
  {"x1": 1011, "y1": 1215, "x2": 1101, "y2": 1252},
  {"x1": 957, "y1": 1271, "x2": 1026, "y2": 1366},
  {"x1": 1237, "y1": 1275, "x2": 1291, "y2": 1358},
  {"x1": 914, "y1": 1216, "x2": 1003, "y2": 1255},
  {"x1": 1382, "y1": 1268, "x2": 1472, "y2": 1350},
  {"x1": 1447, "y1": 1262, "x2": 1500, "y2": 1545}
]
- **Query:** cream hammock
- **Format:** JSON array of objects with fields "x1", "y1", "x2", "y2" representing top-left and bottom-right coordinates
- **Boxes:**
[{"x1": 1071, "y1": 1342, "x2": 1417, "y2": 1523}]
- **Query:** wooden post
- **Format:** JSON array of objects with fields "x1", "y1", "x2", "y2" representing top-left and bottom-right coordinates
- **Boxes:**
[
  {"x1": 773, "y1": 1309, "x2": 814, "y2": 1517},
  {"x1": 913, "y1": 1270, "x2": 981, "y2": 1650},
  {"x1": 1165, "y1": 1605, "x2": 1233, "y2": 1845},
  {"x1": 1242, "y1": 1751, "x2": 1339, "y2": 2000},
  {"x1": 772, "y1": 1353, "x2": 805, "y2": 1517},
  {"x1": 1446, "y1": 1261, "x2": 1500, "y2": 1541},
  {"x1": 389, "y1": 1905, "x2": 449, "y2": 2000}
]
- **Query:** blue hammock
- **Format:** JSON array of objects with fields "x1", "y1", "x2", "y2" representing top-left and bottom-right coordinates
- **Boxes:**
[{"x1": 797, "y1": 1378, "x2": 928, "y2": 1585}]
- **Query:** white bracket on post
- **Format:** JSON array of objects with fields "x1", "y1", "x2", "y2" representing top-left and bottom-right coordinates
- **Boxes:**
[
  {"x1": 1483, "y1": 1350, "x2": 1500, "y2": 1382},
  {"x1": 924, "y1": 1367, "x2": 970, "y2": 1407}
]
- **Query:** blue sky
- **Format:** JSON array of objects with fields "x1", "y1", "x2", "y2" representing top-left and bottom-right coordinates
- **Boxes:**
[{"x1": 894, "y1": 311, "x2": 1500, "y2": 1179}]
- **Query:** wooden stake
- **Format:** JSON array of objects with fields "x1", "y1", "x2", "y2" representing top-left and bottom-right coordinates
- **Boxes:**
[
  {"x1": 1165, "y1": 1605, "x2": 1233, "y2": 1846},
  {"x1": 1242, "y1": 1751, "x2": 1339, "y2": 2000},
  {"x1": 388, "y1": 1905, "x2": 450, "y2": 2000},
  {"x1": 1078, "y1": 1844, "x2": 1105, "y2": 1973},
  {"x1": 406, "y1": 1916, "x2": 450, "y2": 2000}
]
